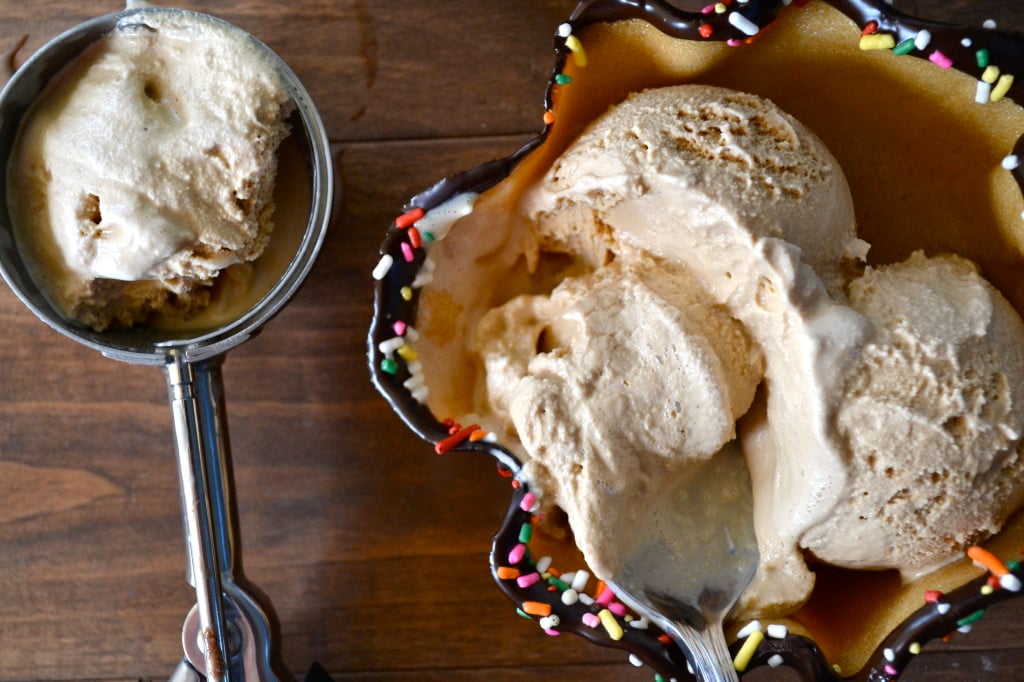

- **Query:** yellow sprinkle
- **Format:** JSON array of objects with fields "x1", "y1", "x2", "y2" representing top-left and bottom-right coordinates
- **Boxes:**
[
  {"x1": 991, "y1": 74, "x2": 1014, "y2": 101},
  {"x1": 598, "y1": 609, "x2": 623, "y2": 640},
  {"x1": 832, "y1": 664, "x2": 843, "y2": 675},
  {"x1": 565, "y1": 34, "x2": 588, "y2": 67},
  {"x1": 396, "y1": 344, "x2": 418, "y2": 362},
  {"x1": 981, "y1": 584, "x2": 996, "y2": 595},
  {"x1": 982, "y1": 65, "x2": 1001, "y2": 83},
  {"x1": 909, "y1": 642, "x2": 922, "y2": 655},
  {"x1": 860, "y1": 34, "x2": 896, "y2": 51},
  {"x1": 734, "y1": 630, "x2": 764, "y2": 672},
  {"x1": 715, "y1": 2, "x2": 727, "y2": 13},
  {"x1": 400, "y1": 286, "x2": 413, "y2": 301}
]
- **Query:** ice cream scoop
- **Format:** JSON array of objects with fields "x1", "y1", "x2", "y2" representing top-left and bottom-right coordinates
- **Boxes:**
[{"x1": 0, "y1": 5, "x2": 332, "y2": 681}]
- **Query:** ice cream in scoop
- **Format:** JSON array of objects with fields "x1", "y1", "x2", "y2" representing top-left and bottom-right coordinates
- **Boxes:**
[{"x1": 8, "y1": 9, "x2": 294, "y2": 331}]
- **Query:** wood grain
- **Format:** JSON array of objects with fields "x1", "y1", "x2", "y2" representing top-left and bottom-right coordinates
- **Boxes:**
[{"x1": 0, "y1": 1, "x2": 1021, "y2": 681}]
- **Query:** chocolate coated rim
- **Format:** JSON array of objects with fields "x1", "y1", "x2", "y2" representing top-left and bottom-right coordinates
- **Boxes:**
[{"x1": 368, "y1": 1, "x2": 1024, "y2": 679}]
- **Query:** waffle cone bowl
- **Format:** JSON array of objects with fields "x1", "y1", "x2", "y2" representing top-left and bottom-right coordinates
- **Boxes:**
[{"x1": 370, "y1": 1, "x2": 1024, "y2": 679}]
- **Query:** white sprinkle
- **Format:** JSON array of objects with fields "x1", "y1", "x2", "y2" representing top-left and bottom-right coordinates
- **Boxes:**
[
  {"x1": 578, "y1": 592, "x2": 594, "y2": 606},
  {"x1": 737, "y1": 620, "x2": 763, "y2": 638},
  {"x1": 410, "y1": 386, "x2": 429, "y2": 403},
  {"x1": 536, "y1": 556, "x2": 553, "y2": 574},
  {"x1": 884, "y1": 648, "x2": 895, "y2": 663},
  {"x1": 402, "y1": 374, "x2": 424, "y2": 391},
  {"x1": 983, "y1": 19, "x2": 997, "y2": 29},
  {"x1": 407, "y1": 361, "x2": 422, "y2": 375},
  {"x1": 404, "y1": 326, "x2": 420, "y2": 342},
  {"x1": 561, "y1": 589, "x2": 579, "y2": 606},
  {"x1": 976, "y1": 80, "x2": 993, "y2": 104},
  {"x1": 768, "y1": 654, "x2": 785, "y2": 668},
  {"x1": 415, "y1": 192, "x2": 479, "y2": 242},
  {"x1": 572, "y1": 570, "x2": 590, "y2": 592},
  {"x1": 1002, "y1": 154, "x2": 1020, "y2": 170},
  {"x1": 629, "y1": 616, "x2": 650, "y2": 630},
  {"x1": 728, "y1": 11, "x2": 760, "y2": 36},
  {"x1": 937, "y1": 602, "x2": 952, "y2": 615},
  {"x1": 629, "y1": 654, "x2": 644, "y2": 668},
  {"x1": 482, "y1": 431, "x2": 498, "y2": 442},
  {"x1": 412, "y1": 258, "x2": 436, "y2": 288},
  {"x1": 999, "y1": 423, "x2": 1020, "y2": 440},
  {"x1": 961, "y1": 37, "x2": 973, "y2": 48},
  {"x1": 372, "y1": 253, "x2": 394, "y2": 280},
  {"x1": 540, "y1": 614, "x2": 560, "y2": 629},
  {"x1": 958, "y1": 624, "x2": 973, "y2": 634},
  {"x1": 914, "y1": 30, "x2": 932, "y2": 51},
  {"x1": 781, "y1": 0, "x2": 791, "y2": 4},
  {"x1": 1000, "y1": 574, "x2": 1023, "y2": 592},
  {"x1": 378, "y1": 336, "x2": 404, "y2": 355},
  {"x1": 557, "y1": 23, "x2": 572, "y2": 38},
  {"x1": 560, "y1": 571, "x2": 575, "y2": 586},
  {"x1": 767, "y1": 624, "x2": 788, "y2": 639}
]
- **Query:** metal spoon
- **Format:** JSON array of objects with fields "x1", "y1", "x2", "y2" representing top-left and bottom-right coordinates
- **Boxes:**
[
  {"x1": 0, "y1": 5, "x2": 332, "y2": 680},
  {"x1": 607, "y1": 440, "x2": 759, "y2": 682}
]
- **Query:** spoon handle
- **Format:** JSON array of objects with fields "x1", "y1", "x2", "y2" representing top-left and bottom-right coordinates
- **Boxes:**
[{"x1": 665, "y1": 619, "x2": 738, "y2": 682}]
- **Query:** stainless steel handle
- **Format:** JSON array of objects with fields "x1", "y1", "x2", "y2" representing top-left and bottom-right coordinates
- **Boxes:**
[{"x1": 164, "y1": 351, "x2": 285, "y2": 681}]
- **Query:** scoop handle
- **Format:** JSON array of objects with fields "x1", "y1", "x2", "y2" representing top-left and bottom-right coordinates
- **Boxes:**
[{"x1": 164, "y1": 352, "x2": 285, "y2": 682}]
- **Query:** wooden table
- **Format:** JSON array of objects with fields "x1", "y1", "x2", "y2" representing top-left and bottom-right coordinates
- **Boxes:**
[{"x1": 0, "y1": 1, "x2": 1021, "y2": 680}]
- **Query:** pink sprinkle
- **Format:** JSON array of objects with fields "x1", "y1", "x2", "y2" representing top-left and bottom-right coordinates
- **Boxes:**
[
  {"x1": 521, "y1": 491, "x2": 537, "y2": 512},
  {"x1": 544, "y1": 628, "x2": 560, "y2": 636},
  {"x1": 517, "y1": 572, "x2": 541, "y2": 588},
  {"x1": 392, "y1": 320, "x2": 407, "y2": 336},
  {"x1": 701, "y1": 3, "x2": 716, "y2": 13},
  {"x1": 508, "y1": 543, "x2": 527, "y2": 564},
  {"x1": 582, "y1": 613, "x2": 601, "y2": 628},
  {"x1": 884, "y1": 665, "x2": 898, "y2": 676},
  {"x1": 400, "y1": 242, "x2": 415, "y2": 262},
  {"x1": 727, "y1": 38, "x2": 743, "y2": 47},
  {"x1": 596, "y1": 586, "x2": 616, "y2": 606},
  {"x1": 609, "y1": 601, "x2": 628, "y2": 617},
  {"x1": 929, "y1": 50, "x2": 953, "y2": 69}
]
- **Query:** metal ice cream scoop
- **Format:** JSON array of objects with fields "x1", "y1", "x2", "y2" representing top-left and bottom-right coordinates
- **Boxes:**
[
  {"x1": 607, "y1": 441, "x2": 759, "y2": 682},
  {"x1": 0, "y1": 5, "x2": 332, "y2": 681}
]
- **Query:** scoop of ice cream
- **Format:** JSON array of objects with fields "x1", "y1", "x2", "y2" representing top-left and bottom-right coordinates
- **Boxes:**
[
  {"x1": 473, "y1": 259, "x2": 763, "y2": 578},
  {"x1": 524, "y1": 84, "x2": 868, "y2": 614},
  {"x1": 801, "y1": 251, "x2": 1024, "y2": 578},
  {"x1": 8, "y1": 9, "x2": 293, "y2": 331}
]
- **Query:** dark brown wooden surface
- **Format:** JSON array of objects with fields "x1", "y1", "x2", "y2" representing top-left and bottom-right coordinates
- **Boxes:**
[{"x1": 0, "y1": 1, "x2": 1021, "y2": 680}]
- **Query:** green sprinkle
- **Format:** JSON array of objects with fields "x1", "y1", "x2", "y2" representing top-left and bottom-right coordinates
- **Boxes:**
[
  {"x1": 976, "y1": 48, "x2": 990, "y2": 68},
  {"x1": 547, "y1": 576, "x2": 570, "y2": 591},
  {"x1": 518, "y1": 522, "x2": 533, "y2": 543},
  {"x1": 957, "y1": 609, "x2": 986, "y2": 627},
  {"x1": 380, "y1": 358, "x2": 398, "y2": 375},
  {"x1": 422, "y1": 231, "x2": 435, "y2": 242},
  {"x1": 554, "y1": 73, "x2": 573, "y2": 85},
  {"x1": 1007, "y1": 559, "x2": 1021, "y2": 572},
  {"x1": 654, "y1": 675, "x2": 666, "y2": 682},
  {"x1": 893, "y1": 38, "x2": 916, "y2": 55},
  {"x1": 516, "y1": 607, "x2": 532, "y2": 620}
]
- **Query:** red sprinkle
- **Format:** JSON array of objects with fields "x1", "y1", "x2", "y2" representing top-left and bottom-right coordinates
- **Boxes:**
[
  {"x1": 658, "y1": 633, "x2": 673, "y2": 646},
  {"x1": 861, "y1": 20, "x2": 878, "y2": 36},
  {"x1": 395, "y1": 207, "x2": 424, "y2": 229},
  {"x1": 924, "y1": 590, "x2": 944, "y2": 603},
  {"x1": 699, "y1": 23, "x2": 713, "y2": 38},
  {"x1": 435, "y1": 424, "x2": 480, "y2": 454},
  {"x1": 497, "y1": 465, "x2": 513, "y2": 478}
]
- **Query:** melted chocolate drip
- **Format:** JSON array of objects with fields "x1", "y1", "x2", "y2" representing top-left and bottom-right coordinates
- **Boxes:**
[{"x1": 369, "y1": 1, "x2": 1024, "y2": 680}]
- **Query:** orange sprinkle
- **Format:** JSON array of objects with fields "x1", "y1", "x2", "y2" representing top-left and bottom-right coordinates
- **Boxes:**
[
  {"x1": 968, "y1": 546, "x2": 1010, "y2": 576},
  {"x1": 543, "y1": 110, "x2": 555, "y2": 125},
  {"x1": 435, "y1": 424, "x2": 480, "y2": 455},
  {"x1": 469, "y1": 430, "x2": 488, "y2": 442},
  {"x1": 548, "y1": 566, "x2": 562, "y2": 578},
  {"x1": 511, "y1": 479, "x2": 521, "y2": 489},
  {"x1": 523, "y1": 601, "x2": 552, "y2": 617},
  {"x1": 395, "y1": 207, "x2": 424, "y2": 229},
  {"x1": 408, "y1": 227, "x2": 422, "y2": 249},
  {"x1": 658, "y1": 633, "x2": 673, "y2": 645},
  {"x1": 497, "y1": 566, "x2": 520, "y2": 580},
  {"x1": 595, "y1": 580, "x2": 607, "y2": 597}
]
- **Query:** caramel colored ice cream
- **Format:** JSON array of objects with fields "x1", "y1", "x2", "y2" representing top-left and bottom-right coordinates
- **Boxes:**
[
  {"x1": 425, "y1": 84, "x2": 1024, "y2": 619},
  {"x1": 8, "y1": 9, "x2": 293, "y2": 331}
]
